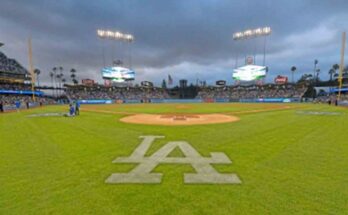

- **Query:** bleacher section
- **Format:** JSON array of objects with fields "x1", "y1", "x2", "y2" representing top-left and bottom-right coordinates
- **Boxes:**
[
  {"x1": 196, "y1": 84, "x2": 307, "y2": 101},
  {"x1": 0, "y1": 52, "x2": 29, "y2": 82}
]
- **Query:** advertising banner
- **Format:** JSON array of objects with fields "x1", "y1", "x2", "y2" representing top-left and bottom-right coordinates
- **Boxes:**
[
  {"x1": 274, "y1": 75, "x2": 288, "y2": 84},
  {"x1": 216, "y1": 80, "x2": 226, "y2": 86},
  {"x1": 215, "y1": 98, "x2": 230, "y2": 103},
  {"x1": 82, "y1": 79, "x2": 95, "y2": 86},
  {"x1": 0, "y1": 90, "x2": 44, "y2": 96},
  {"x1": 123, "y1": 99, "x2": 142, "y2": 103},
  {"x1": 239, "y1": 98, "x2": 295, "y2": 103},
  {"x1": 141, "y1": 81, "x2": 154, "y2": 87},
  {"x1": 78, "y1": 99, "x2": 113, "y2": 104}
]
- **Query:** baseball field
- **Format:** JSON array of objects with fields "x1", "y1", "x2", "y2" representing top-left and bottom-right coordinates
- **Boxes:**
[{"x1": 0, "y1": 103, "x2": 347, "y2": 214}]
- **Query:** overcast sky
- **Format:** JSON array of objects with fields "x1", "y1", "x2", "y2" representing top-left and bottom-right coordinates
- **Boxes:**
[{"x1": 1, "y1": 0, "x2": 347, "y2": 86}]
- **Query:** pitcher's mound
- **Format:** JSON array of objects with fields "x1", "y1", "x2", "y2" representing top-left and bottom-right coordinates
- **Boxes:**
[{"x1": 120, "y1": 114, "x2": 239, "y2": 126}]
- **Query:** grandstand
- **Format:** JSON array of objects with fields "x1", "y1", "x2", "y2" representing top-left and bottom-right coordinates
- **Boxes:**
[
  {"x1": 66, "y1": 85, "x2": 170, "y2": 102},
  {"x1": 62, "y1": 83, "x2": 310, "y2": 104},
  {"x1": 0, "y1": 51, "x2": 55, "y2": 111},
  {"x1": 1, "y1": 46, "x2": 348, "y2": 111},
  {"x1": 196, "y1": 84, "x2": 307, "y2": 101},
  {"x1": 0, "y1": 52, "x2": 30, "y2": 82},
  {"x1": 2, "y1": 1, "x2": 348, "y2": 214}
]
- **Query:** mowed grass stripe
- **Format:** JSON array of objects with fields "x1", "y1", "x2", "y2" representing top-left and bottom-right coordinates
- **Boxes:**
[{"x1": 0, "y1": 103, "x2": 347, "y2": 214}]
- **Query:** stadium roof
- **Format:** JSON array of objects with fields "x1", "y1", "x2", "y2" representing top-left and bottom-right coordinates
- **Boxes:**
[{"x1": 0, "y1": 51, "x2": 29, "y2": 75}]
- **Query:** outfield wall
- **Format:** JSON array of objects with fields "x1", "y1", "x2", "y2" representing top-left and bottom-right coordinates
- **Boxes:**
[
  {"x1": 77, "y1": 98, "x2": 302, "y2": 104},
  {"x1": 338, "y1": 101, "x2": 348, "y2": 106},
  {"x1": 0, "y1": 89, "x2": 44, "y2": 96},
  {"x1": 78, "y1": 99, "x2": 113, "y2": 104}
]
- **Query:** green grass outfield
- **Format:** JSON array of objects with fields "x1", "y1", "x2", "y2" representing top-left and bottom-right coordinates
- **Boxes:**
[{"x1": 0, "y1": 103, "x2": 347, "y2": 214}]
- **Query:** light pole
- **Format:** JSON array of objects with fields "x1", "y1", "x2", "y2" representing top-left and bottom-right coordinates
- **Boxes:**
[
  {"x1": 233, "y1": 27, "x2": 272, "y2": 66},
  {"x1": 52, "y1": 67, "x2": 57, "y2": 97},
  {"x1": 316, "y1": 69, "x2": 320, "y2": 81},
  {"x1": 313, "y1": 59, "x2": 318, "y2": 86},
  {"x1": 97, "y1": 29, "x2": 134, "y2": 68},
  {"x1": 291, "y1": 66, "x2": 297, "y2": 84},
  {"x1": 338, "y1": 32, "x2": 346, "y2": 100},
  {"x1": 233, "y1": 27, "x2": 272, "y2": 85}
]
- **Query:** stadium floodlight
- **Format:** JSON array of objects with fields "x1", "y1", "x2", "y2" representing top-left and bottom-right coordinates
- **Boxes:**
[
  {"x1": 233, "y1": 27, "x2": 271, "y2": 40},
  {"x1": 123, "y1": 34, "x2": 134, "y2": 42},
  {"x1": 97, "y1": 29, "x2": 134, "y2": 42}
]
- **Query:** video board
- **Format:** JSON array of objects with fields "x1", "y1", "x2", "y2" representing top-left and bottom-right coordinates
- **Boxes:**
[
  {"x1": 101, "y1": 67, "x2": 135, "y2": 82},
  {"x1": 233, "y1": 65, "x2": 267, "y2": 81}
]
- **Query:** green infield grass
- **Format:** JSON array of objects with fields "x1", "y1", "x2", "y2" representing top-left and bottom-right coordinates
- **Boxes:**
[{"x1": 0, "y1": 103, "x2": 347, "y2": 214}]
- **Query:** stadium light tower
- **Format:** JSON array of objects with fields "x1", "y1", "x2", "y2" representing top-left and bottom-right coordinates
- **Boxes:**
[
  {"x1": 233, "y1": 27, "x2": 271, "y2": 40},
  {"x1": 97, "y1": 29, "x2": 135, "y2": 69},
  {"x1": 338, "y1": 32, "x2": 346, "y2": 100},
  {"x1": 233, "y1": 26, "x2": 272, "y2": 85},
  {"x1": 233, "y1": 26, "x2": 271, "y2": 66},
  {"x1": 97, "y1": 29, "x2": 134, "y2": 42}
]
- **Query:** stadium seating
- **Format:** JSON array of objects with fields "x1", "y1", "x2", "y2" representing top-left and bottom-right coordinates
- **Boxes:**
[
  {"x1": 0, "y1": 52, "x2": 29, "y2": 80},
  {"x1": 196, "y1": 84, "x2": 307, "y2": 100},
  {"x1": 66, "y1": 86, "x2": 170, "y2": 100},
  {"x1": 0, "y1": 82, "x2": 55, "y2": 110}
]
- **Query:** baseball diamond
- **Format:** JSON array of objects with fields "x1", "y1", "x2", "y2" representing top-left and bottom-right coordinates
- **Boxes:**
[
  {"x1": 1, "y1": 1, "x2": 348, "y2": 214},
  {"x1": 1, "y1": 103, "x2": 347, "y2": 214}
]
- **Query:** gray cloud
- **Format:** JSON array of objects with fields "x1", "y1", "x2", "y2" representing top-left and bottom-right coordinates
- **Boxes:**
[{"x1": 0, "y1": 0, "x2": 347, "y2": 85}]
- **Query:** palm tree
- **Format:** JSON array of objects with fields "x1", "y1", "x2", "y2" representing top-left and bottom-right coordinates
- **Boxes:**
[
  {"x1": 52, "y1": 67, "x2": 57, "y2": 97},
  {"x1": 316, "y1": 69, "x2": 320, "y2": 82},
  {"x1": 70, "y1": 68, "x2": 77, "y2": 85},
  {"x1": 59, "y1": 66, "x2": 63, "y2": 75},
  {"x1": 61, "y1": 78, "x2": 66, "y2": 94},
  {"x1": 60, "y1": 73, "x2": 64, "y2": 95},
  {"x1": 313, "y1": 59, "x2": 318, "y2": 85},
  {"x1": 343, "y1": 66, "x2": 348, "y2": 84},
  {"x1": 58, "y1": 67, "x2": 64, "y2": 95},
  {"x1": 61, "y1": 78, "x2": 66, "y2": 85},
  {"x1": 70, "y1": 68, "x2": 76, "y2": 74},
  {"x1": 56, "y1": 73, "x2": 62, "y2": 96},
  {"x1": 290, "y1": 66, "x2": 297, "y2": 83},
  {"x1": 328, "y1": 68, "x2": 335, "y2": 82},
  {"x1": 34, "y1": 69, "x2": 41, "y2": 87},
  {"x1": 298, "y1": 74, "x2": 314, "y2": 84},
  {"x1": 113, "y1": 59, "x2": 123, "y2": 66},
  {"x1": 49, "y1": 72, "x2": 54, "y2": 88}
]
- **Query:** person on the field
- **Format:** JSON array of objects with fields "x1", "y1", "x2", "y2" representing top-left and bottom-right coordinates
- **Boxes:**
[
  {"x1": 0, "y1": 101, "x2": 4, "y2": 113},
  {"x1": 69, "y1": 104, "x2": 75, "y2": 116},
  {"x1": 75, "y1": 101, "x2": 80, "y2": 116},
  {"x1": 15, "y1": 100, "x2": 21, "y2": 112}
]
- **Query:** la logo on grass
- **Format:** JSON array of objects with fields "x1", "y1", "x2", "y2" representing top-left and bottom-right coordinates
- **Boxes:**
[{"x1": 106, "y1": 136, "x2": 241, "y2": 184}]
